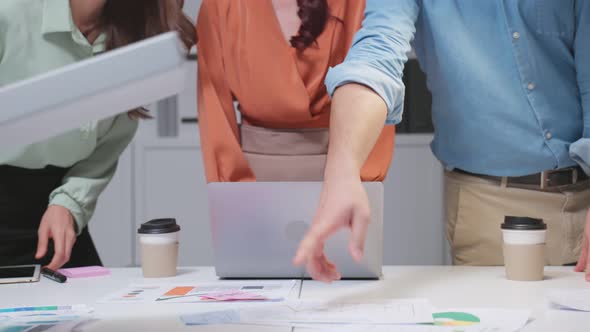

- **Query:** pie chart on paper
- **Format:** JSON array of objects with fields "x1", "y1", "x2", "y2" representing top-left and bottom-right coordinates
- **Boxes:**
[{"x1": 433, "y1": 311, "x2": 481, "y2": 326}]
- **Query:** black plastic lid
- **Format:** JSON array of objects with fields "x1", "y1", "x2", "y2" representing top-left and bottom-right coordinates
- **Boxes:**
[
  {"x1": 501, "y1": 216, "x2": 547, "y2": 231},
  {"x1": 138, "y1": 218, "x2": 180, "y2": 234}
]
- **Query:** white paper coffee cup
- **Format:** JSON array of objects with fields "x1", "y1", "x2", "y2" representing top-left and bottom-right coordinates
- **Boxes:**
[
  {"x1": 501, "y1": 229, "x2": 546, "y2": 245},
  {"x1": 138, "y1": 218, "x2": 181, "y2": 278},
  {"x1": 501, "y1": 216, "x2": 547, "y2": 282},
  {"x1": 138, "y1": 232, "x2": 179, "y2": 245}
]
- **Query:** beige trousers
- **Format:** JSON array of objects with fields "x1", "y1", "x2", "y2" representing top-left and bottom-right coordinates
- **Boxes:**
[{"x1": 445, "y1": 170, "x2": 590, "y2": 266}]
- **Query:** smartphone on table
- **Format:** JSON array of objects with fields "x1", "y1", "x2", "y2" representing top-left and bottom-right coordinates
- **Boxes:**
[{"x1": 0, "y1": 265, "x2": 41, "y2": 284}]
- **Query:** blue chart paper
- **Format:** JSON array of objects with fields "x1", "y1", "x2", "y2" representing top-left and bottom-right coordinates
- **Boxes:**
[{"x1": 0, "y1": 305, "x2": 93, "y2": 332}]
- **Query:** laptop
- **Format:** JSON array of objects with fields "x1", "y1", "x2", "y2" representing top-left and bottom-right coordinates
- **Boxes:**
[{"x1": 207, "y1": 182, "x2": 384, "y2": 279}]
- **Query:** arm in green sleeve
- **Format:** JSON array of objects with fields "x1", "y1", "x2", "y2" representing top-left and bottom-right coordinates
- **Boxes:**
[{"x1": 49, "y1": 114, "x2": 138, "y2": 234}]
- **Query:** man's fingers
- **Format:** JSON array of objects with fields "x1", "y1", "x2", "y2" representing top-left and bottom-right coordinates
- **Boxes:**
[
  {"x1": 307, "y1": 259, "x2": 327, "y2": 282},
  {"x1": 313, "y1": 253, "x2": 340, "y2": 283},
  {"x1": 575, "y1": 236, "x2": 588, "y2": 272},
  {"x1": 294, "y1": 217, "x2": 343, "y2": 266},
  {"x1": 35, "y1": 225, "x2": 50, "y2": 259},
  {"x1": 293, "y1": 236, "x2": 318, "y2": 266},
  {"x1": 349, "y1": 207, "x2": 370, "y2": 262},
  {"x1": 301, "y1": 243, "x2": 340, "y2": 282},
  {"x1": 307, "y1": 256, "x2": 340, "y2": 283},
  {"x1": 322, "y1": 256, "x2": 341, "y2": 281}
]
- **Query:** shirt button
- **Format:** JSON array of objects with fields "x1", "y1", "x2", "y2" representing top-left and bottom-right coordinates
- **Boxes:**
[
  {"x1": 545, "y1": 132, "x2": 553, "y2": 140},
  {"x1": 512, "y1": 32, "x2": 521, "y2": 39},
  {"x1": 527, "y1": 83, "x2": 536, "y2": 91}
]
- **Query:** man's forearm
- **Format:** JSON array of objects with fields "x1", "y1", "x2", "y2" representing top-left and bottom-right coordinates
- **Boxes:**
[{"x1": 324, "y1": 84, "x2": 388, "y2": 180}]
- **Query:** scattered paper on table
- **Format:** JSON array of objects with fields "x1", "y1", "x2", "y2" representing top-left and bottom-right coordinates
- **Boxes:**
[
  {"x1": 431, "y1": 308, "x2": 530, "y2": 331},
  {"x1": 181, "y1": 309, "x2": 242, "y2": 326},
  {"x1": 181, "y1": 305, "x2": 529, "y2": 332},
  {"x1": 0, "y1": 320, "x2": 99, "y2": 332},
  {"x1": 100, "y1": 280, "x2": 297, "y2": 304},
  {"x1": 0, "y1": 305, "x2": 94, "y2": 332},
  {"x1": 181, "y1": 299, "x2": 434, "y2": 326},
  {"x1": 547, "y1": 289, "x2": 590, "y2": 312},
  {"x1": 99, "y1": 284, "x2": 164, "y2": 303},
  {"x1": 199, "y1": 290, "x2": 268, "y2": 301},
  {"x1": 297, "y1": 326, "x2": 521, "y2": 332},
  {"x1": 296, "y1": 308, "x2": 531, "y2": 332},
  {"x1": 296, "y1": 327, "x2": 496, "y2": 332}
]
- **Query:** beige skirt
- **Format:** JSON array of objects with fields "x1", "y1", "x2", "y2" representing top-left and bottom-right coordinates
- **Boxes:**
[{"x1": 240, "y1": 124, "x2": 328, "y2": 181}]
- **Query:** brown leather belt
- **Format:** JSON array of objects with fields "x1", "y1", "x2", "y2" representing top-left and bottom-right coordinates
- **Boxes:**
[{"x1": 454, "y1": 166, "x2": 588, "y2": 190}]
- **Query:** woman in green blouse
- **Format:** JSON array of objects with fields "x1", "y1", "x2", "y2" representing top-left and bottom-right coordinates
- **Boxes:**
[{"x1": 0, "y1": 0, "x2": 195, "y2": 270}]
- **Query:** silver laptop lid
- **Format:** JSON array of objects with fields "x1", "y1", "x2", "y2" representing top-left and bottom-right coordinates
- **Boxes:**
[{"x1": 207, "y1": 182, "x2": 383, "y2": 279}]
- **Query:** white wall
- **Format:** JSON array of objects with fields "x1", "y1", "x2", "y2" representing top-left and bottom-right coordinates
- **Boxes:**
[{"x1": 183, "y1": 0, "x2": 202, "y2": 21}]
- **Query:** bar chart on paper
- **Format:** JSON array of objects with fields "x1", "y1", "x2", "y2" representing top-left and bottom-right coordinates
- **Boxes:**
[{"x1": 101, "y1": 280, "x2": 297, "y2": 304}]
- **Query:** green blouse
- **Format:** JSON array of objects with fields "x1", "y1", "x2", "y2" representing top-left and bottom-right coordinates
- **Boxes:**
[{"x1": 0, "y1": 0, "x2": 138, "y2": 233}]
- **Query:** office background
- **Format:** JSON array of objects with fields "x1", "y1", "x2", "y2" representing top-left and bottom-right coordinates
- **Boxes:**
[{"x1": 88, "y1": 0, "x2": 449, "y2": 268}]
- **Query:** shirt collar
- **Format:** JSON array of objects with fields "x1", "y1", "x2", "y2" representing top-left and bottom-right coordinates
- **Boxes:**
[
  {"x1": 41, "y1": 0, "x2": 107, "y2": 54},
  {"x1": 41, "y1": 0, "x2": 74, "y2": 35}
]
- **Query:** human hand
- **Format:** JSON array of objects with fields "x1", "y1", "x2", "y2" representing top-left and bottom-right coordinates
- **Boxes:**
[
  {"x1": 35, "y1": 205, "x2": 77, "y2": 270},
  {"x1": 575, "y1": 209, "x2": 590, "y2": 281},
  {"x1": 293, "y1": 169, "x2": 370, "y2": 282}
]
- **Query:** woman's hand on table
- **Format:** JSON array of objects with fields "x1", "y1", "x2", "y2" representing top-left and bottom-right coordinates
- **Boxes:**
[{"x1": 35, "y1": 205, "x2": 77, "y2": 270}]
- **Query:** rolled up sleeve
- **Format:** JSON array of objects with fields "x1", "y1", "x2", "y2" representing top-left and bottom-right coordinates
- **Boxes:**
[
  {"x1": 49, "y1": 115, "x2": 138, "y2": 234},
  {"x1": 325, "y1": 0, "x2": 420, "y2": 124},
  {"x1": 571, "y1": 139, "x2": 590, "y2": 175}
]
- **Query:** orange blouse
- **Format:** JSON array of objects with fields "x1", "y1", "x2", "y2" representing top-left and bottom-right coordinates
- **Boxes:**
[{"x1": 196, "y1": 0, "x2": 395, "y2": 183}]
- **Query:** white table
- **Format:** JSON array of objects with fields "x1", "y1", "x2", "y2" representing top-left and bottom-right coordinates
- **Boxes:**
[
  {"x1": 303, "y1": 266, "x2": 590, "y2": 332},
  {"x1": 1, "y1": 266, "x2": 589, "y2": 331}
]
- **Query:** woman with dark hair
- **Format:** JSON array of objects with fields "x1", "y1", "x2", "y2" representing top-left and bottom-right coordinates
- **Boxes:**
[
  {"x1": 0, "y1": 0, "x2": 196, "y2": 270},
  {"x1": 197, "y1": 0, "x2": 395, "y2": 279}
]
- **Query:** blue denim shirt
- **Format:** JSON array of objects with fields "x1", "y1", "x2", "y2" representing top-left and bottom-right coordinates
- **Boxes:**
[{"x1": 326, "y1": 0, "x2": 590, "y2": 176}]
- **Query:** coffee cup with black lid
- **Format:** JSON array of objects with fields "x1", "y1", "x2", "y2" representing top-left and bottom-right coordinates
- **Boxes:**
[
  {"x1": 138, "y1": 218, "x2": 180, "y2": 278},
  {"x1": 501, "y1": 216, "x2": 547, "y2": 281}
]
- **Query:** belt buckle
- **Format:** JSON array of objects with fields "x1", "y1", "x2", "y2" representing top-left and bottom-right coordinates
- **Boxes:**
[{"x1": 540, "y1": 167, "x2": 577, "y2": 189}]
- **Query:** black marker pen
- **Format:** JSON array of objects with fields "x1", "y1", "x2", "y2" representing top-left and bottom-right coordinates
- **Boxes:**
[{"x1": 41, "y1": 267, "x2": 67, "y2": 283}]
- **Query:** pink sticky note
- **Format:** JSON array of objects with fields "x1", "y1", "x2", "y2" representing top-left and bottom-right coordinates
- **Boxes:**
[{"x1": 58, "y1": 266, "x2": 111, "y2": 278}]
